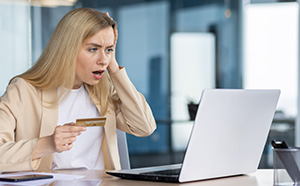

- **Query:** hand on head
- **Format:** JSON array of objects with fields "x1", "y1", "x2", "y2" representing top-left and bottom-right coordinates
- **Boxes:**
[
  {"x1": 105, "y1": 12, "x2": 118, "y2": 45},
  {"x1": 105, "y1": 12, "x2": 119, "y2": 73}
]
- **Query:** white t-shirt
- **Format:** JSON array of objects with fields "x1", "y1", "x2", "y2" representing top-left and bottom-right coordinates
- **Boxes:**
[{"x1": 52, "y1": 85, "x2": 104, "y2": 170}]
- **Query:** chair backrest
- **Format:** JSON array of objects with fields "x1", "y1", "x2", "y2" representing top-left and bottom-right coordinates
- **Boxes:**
[{"x1": 116, "y1": 129, "x2": 131, "y2": 169}]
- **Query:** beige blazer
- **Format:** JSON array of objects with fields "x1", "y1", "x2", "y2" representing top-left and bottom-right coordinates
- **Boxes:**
[{"x1": 0, "y1": 68, "x2": 156, "y2": 172}]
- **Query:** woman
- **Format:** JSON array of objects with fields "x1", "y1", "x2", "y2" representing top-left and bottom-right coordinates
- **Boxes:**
[{"x1": 0, "y1": 8, "x2": 156, "y2": 172}]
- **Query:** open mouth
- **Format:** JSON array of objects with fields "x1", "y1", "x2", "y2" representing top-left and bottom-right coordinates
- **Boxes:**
[{"x1": 92, "y1": 70, "x2": 104, "y2": 76}]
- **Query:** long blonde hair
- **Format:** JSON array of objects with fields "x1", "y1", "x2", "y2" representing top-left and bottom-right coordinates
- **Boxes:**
[{"x1": 18, "y1": 8, "x2": 117, "y2": 114}]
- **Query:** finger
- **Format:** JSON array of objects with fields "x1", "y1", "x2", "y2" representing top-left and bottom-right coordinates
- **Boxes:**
[
  {"x1": 63, "y1": 122, "x2": 75, "y2": 126},
  {"x1": 58, "y1": 132, "x2": 82, "y2": 139},
  {"x1": 105, "y1": 12, "x2": 112, "y2": 19},
  {"x1": 52, "y1": 127, "x2": 82, "y2": 148},
  {"x1": 57, "y1": 125, "x2": 86, "y2": 133},
  {"x1": 60, "y1": 137, "x2": 77, "y2": 145},
  {"x1": 56, "y1": 143, "x2": 73, "y2": 152},
  {"x1": 54, "y1": 133, "x2": 77, "y2": 143},
  {"x1": 54, "y1": 131, "x2": 83, "y2": 140},
  {"x1": 104, "y1": 12, "x2": 118, "y2": 45},
  {"x1": 54, "y1": 135, "x2": 78, "y2": 150},
  {"x1": 63, "y1": 122, "x2": 85, "y2": 131},
  {"x1": 114, "y1": 29, "x2": 118, "y2": 44},
  {"x1": 55, "y1": 130, "x2": 82, "y2": 141}
]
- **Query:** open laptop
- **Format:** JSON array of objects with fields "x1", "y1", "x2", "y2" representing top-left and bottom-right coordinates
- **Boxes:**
[{"x1": 106, "y1": 89, "x2": 280, "y2": 183}]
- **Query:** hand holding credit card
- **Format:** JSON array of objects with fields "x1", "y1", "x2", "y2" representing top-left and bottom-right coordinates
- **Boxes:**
[{"x1": 75, "y1": 117, "x2": 106, "y2": 127}]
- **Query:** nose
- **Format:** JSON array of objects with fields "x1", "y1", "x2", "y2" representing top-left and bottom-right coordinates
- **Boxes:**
[{"x1": 96, "y1": 51, "x2": 110, "y2": 67}]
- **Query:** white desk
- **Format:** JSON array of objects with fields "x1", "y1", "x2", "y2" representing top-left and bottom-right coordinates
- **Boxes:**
[{"x1": 48, "y1": 169, "x2": 274, "y2": 186}]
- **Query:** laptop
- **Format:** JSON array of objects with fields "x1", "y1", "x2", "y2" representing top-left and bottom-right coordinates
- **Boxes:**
[{"x1": 106, "y1": 89, "x2": 280, "y2": 183}]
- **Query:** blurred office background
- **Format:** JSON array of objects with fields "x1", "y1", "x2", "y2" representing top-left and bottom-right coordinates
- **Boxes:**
[{"x1": 0, "y1": 0, "x2": 299, "y2": 169}]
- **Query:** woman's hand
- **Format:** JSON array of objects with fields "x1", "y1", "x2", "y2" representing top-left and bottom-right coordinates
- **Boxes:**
[
  {"x1": 105, "y1": 12, "x2": 120, "y2": 73},
  {"x1": 32, "y1": 123, "x2": 86, "y2": 160},
  {"x1": 50, "y1": 123, "x2": 86, "y2": 153}
]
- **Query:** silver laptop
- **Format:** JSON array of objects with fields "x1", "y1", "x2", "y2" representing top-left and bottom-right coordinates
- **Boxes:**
[{"x1": 107, "y1": 89, "x2": 280, "y2": 183}]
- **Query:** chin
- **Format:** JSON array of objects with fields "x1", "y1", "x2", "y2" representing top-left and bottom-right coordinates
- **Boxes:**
[{"x1": 85, "y1": 80, "x2": 101, "y2": 86}]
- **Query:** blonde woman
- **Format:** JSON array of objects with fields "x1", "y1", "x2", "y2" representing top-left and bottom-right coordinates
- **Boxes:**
[{"x1": 0, "y1": 8, "x2": 156, "y2": 172}]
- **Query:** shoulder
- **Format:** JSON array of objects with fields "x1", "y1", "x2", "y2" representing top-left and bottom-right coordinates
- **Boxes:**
[
  {"x1": 8, "y1": 78, "x2": 37, "y2": 93},
  {"x1": 10, "y1": 77, "x2": 31, "y2": 86},
  {"x1": 2, "y1": 78, "x2": 40, "y2": 100}
]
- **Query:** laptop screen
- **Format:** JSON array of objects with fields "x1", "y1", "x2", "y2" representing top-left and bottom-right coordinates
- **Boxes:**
[{"x1": 179, "y1": 89, "x2": 280, "y2": 182}]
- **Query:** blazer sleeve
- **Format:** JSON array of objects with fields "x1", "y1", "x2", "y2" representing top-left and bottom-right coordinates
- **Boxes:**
[
  {"x1": 0, "y1": 78, "x2": 41, "y2": 172},
  {"x1": 110, "y1": 67, "x2": 157, "y2": 137}
]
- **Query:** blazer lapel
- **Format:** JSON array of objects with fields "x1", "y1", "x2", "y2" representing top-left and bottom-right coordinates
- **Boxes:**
[
  {"x1": 103, "y1": 109, "x2": 119, "y2": 170},
  {"x1": 38, "y1": 88, "x2": 58, "y2": 171},
  {"x1": 39, "y1": 88, "x2": 58, "y2": 137}
]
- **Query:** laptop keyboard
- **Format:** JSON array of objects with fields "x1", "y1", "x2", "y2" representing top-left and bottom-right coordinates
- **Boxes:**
[{"x1": 141, "y1": 168, "x2": 181, "y2": 176}]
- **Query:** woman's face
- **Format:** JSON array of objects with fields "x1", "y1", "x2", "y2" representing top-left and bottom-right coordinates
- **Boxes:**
[{"x1": 74, "y1": 27, "x2": 114, "y2": 89}]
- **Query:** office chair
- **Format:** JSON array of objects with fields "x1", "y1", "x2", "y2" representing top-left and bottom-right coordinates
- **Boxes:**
[{"x1": 116, "y1": 129, "x2": 131, "y2": 169}]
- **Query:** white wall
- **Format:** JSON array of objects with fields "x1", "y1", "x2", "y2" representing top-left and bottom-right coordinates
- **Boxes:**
[{"x1": 243, "y1": 3, "x2": 298, "y2": 117}]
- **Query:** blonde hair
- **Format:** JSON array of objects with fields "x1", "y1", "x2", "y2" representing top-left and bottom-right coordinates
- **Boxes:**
[{"x1": 18, "y1": 8, "x2": 117, "y2": 114}]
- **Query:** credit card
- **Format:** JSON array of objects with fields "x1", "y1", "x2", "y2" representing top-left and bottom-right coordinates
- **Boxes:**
[{"x1": 75, "y1": 117, "x2": 106, "y2": 127}]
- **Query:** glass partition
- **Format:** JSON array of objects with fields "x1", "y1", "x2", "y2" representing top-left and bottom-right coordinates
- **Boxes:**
[{"x1": 0, "y1": 0, "x2": 31, "y2": 95}]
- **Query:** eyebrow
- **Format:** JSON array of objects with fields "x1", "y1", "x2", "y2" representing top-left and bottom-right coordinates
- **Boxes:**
[{"x1": 86, "y1": 43, "x2": 114, "y2": 48}]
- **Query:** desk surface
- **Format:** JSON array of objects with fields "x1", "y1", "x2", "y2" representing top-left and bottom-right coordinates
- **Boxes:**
[{"x1": 47, "y1": 169, "x2": 274, "y2": 186}]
